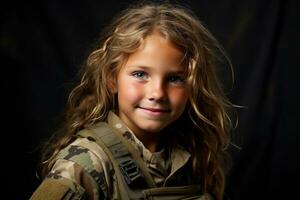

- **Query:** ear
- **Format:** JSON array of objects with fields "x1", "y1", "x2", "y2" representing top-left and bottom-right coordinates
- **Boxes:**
[{"x1": 107, "y1": 77, "x2": 118, "y2": 94}]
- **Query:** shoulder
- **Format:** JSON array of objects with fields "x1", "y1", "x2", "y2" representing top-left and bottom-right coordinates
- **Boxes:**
[
  {"x1": 56, "y1": 137, "x2": 113, "y2": 191},
  {"x1": 57, "y1": 136, "x2": 112, "y2": 176},
  {"x1": 32, "y1": 137, "x2": 113, "y2": 200}
]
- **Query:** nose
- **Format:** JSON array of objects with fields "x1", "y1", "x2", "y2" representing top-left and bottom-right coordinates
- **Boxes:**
[{"x1": 147, "y1": 79, "x2": 166, "y2": 102}]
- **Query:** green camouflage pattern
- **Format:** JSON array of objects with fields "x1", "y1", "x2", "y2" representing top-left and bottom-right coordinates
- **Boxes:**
[{"x1": 30, "y1": 111, "x2": 212, "y2": 199}]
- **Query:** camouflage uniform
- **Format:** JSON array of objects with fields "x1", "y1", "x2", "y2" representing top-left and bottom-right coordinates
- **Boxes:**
[{"x1": 30, "y1": 111, "x2": 208, "y2": 200}]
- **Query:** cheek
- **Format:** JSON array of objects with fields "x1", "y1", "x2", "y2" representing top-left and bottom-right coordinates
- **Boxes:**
[
  {"x1": 169, "y1": 88, "x2": 189, "y2": 108},
  {"x1": 118, "y1": 81, "x2": 144, "y2": 103}
]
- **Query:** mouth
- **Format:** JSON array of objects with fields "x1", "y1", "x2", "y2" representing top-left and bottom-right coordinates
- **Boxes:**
[{"x1": 138, "y1": 107, "x2": 171, "y2": 116}]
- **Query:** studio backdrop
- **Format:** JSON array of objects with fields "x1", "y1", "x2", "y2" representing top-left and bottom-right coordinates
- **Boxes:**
[{"x1": 2, "y1": 0, "x2": 299, "y2": 199}]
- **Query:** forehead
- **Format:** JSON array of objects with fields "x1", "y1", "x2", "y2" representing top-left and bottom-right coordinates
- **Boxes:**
[{"x1": 123, "y1": 32, "x2": 185, "y2": 71}]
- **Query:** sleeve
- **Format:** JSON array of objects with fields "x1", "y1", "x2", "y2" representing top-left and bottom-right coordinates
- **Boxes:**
[
  {"x1": 30, "y1": 138, "x2": 112, "y2": 200},
  {"x1": 29, "y1": 175, "x2": 85, "y2": 200}
]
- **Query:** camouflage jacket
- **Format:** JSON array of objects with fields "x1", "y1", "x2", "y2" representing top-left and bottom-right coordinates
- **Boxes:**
[{"x1": 30, "y1": 111, "x2": 207, "y2": 200}]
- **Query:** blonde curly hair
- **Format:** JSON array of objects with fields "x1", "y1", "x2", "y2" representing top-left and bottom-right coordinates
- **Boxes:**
[{"x1": 40, "y1": 2, "x2": 234, "y2": 199}]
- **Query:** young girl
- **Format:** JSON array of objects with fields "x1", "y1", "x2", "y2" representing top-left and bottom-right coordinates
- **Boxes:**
[{"x1": 30, "y1": 2, "x2": 234, "y2": 200}]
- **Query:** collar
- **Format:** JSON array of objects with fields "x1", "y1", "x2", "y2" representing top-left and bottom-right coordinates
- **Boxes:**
[{"x1": 106, "y1": 111, "x2": 191, "y2": 179}]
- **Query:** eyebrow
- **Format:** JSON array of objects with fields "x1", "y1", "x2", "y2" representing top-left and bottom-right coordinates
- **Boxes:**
[{"x1": 126, "y1": 65, "x2": 186, "y2": 74}]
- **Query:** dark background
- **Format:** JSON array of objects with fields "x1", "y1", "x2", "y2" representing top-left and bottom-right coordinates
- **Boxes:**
[{"x1": 2, "y1": 0, "x2": 300, "y2": 199}]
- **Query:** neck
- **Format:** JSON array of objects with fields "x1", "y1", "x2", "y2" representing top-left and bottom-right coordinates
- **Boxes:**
[{"x1": 135, "y1": 132, "x2": 161, "y2": 153}]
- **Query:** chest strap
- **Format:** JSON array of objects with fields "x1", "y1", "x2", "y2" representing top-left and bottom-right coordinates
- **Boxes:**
[{"x1": 78, "y1": 122, "x2": 156, "y2": 199}]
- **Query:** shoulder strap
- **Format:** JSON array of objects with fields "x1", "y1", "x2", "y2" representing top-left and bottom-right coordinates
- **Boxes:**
[
  {"x1": 78, "y1": 122, "x2": 210, "y2": 200},
  {"x1": 78, "y1": 122, "x2": 156, "y2": 199}
]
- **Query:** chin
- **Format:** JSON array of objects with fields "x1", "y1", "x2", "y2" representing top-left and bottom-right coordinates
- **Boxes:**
[{"x1": 139, "y1": 123, "x2": 168, "y2": 134}]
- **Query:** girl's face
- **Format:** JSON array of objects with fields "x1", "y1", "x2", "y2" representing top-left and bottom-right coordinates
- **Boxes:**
[{"x1": 113, "y1": 32, "x2": 189, "y2": 140}]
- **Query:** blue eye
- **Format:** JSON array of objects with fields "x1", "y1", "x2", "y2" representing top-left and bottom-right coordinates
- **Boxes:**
[
  {"x1": 168, "y1": 76, "x2": 184, "y2": 84},
  {"x1": 132, "y1": 71, "x2": 148, "y2": 80}
]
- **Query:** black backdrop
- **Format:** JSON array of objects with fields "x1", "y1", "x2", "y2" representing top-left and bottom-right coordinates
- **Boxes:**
[{"x1": 2, "y1": 0, "x2": 300, "y2": 199}]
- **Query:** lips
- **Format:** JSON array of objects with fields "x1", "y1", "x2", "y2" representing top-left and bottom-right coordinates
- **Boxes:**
[
  {"x1": 138, "y1": 106, "x2": 171, "y2": 117},
  {"x1": 140, "y1": 107, "x2": 170, "y2": 112}
]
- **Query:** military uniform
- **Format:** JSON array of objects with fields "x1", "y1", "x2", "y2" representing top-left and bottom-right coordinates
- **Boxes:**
[{"x1": 30, "y1": 112, "x2": 211, "y2": 200}]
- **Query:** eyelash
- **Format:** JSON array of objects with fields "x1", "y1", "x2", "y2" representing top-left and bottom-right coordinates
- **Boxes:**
[
  {"x1": 132, "y1": 71, "x2": 148, "y2": 79},
  {"x1": 131, "y1": 71, "x2": 185, "y2": 85},
  {"x1": 168, "y1": 76, "x2": 185, "y2": 84}
]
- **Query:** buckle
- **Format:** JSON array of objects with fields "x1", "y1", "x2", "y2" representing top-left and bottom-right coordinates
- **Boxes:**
[{"x1": 119, "y1": 159, "x2": 143, "y2": 186}]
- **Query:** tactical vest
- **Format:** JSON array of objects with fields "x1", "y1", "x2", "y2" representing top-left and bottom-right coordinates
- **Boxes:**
[{"x1": 77, "y1": 122, "x2": 212, "y2": 200}]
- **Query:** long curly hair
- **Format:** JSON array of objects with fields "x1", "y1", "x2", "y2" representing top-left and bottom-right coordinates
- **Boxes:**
[{"x1": 40, "y1": 2, "x2": 234, "y2": 199}]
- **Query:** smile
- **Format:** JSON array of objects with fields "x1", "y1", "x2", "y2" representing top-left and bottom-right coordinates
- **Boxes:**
[{"x1": 138, "y1": 107, "x2": 171, "y2": 116}]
